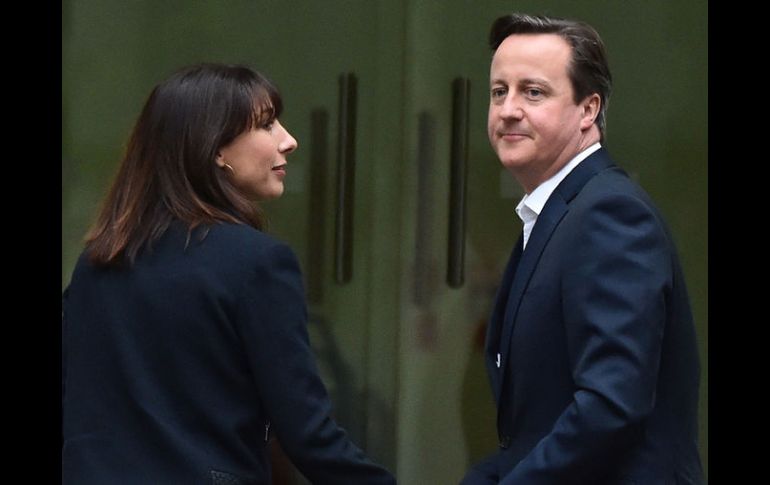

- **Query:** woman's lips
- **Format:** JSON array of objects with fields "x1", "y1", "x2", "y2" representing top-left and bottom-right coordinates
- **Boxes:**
[{"x1": 271, "y1": 164, "x2": 287, "y2": 176}]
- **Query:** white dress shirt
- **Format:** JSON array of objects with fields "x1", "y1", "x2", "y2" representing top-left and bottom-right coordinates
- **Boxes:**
[{"x1": 515, "y1": 143, "x2": 601, "y2": 249}]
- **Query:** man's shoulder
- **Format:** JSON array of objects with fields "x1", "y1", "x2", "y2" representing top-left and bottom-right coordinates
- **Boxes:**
[{"x1": 580, "y1": 164, "x2": 650, "y2": 201}]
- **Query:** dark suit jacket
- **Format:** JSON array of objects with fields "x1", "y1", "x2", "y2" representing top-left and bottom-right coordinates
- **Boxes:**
[
  {"x1": 463, "y1": 149, "x2": 703, "y2": 484},
  {"x1": 62, "y1": 221, "x2": 395, "y2": 484}
]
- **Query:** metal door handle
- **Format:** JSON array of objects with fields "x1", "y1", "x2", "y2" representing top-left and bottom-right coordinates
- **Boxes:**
[
  {"x1": 414, "y1": 112, "x2": 436, "y2": 305},
  {"x1": 307, "y1": 109, "x2": 329, "y2": 303},
  {"x1": 335, "y1": 73, "x2": 357, "y2": 284},
  {"x1": 447, "y1": 77, "x2": 470, "y2": 288}
]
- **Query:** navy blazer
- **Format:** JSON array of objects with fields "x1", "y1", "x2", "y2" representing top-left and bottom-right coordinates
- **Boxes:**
[
  {"x1": 464, "y1": 149, "x2": 703, "y2": 484},
  {"x1": 62, "y1": 221, "x2": 395, "y2": 484}
]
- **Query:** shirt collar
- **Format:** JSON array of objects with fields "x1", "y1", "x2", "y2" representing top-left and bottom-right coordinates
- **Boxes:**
[{"x1": 516, "y1": 143, "x2": 601, "y2": 223}]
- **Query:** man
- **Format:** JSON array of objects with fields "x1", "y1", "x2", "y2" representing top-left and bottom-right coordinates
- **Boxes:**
[{"x1": 461, "y1": 13, "x2": 703, "y2": 484}]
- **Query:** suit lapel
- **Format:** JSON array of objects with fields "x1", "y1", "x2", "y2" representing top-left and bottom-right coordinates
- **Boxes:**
[
  {"x1": 485, "y1": 235, "x2": 523, "y2": 402},
  {"x1": 496, "y1": 195, "x2": 568, "y2": 384},
  {"x1": 494, "y1": 148, "x2": 616, "y2": 400}
]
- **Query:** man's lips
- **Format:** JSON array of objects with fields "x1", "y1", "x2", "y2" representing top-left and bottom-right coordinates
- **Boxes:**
[{"x1": 498, "y1": 131, "x2": 530, "y2": 138}]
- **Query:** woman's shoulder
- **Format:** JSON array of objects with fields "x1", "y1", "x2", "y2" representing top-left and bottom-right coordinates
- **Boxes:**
[
  {"x1": 204, "y1": 221, "x2": 283, "y2": 247},
  {"x1": 199, "y1": 222, "x2": 295, "y2": 261}
]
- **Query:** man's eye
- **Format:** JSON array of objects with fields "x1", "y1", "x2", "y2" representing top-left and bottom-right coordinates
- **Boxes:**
[{"x1": 526, "y1": 88, "x2": 543, "y2": 98}]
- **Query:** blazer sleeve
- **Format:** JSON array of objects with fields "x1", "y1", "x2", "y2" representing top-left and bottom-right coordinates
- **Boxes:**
[
  {"x1": 62, "y1": 286, "x2": 69, "y2": 445},
  {"x1": 461, "y1": 452, "x2": 500, "y2": 484},
  {"x1": 233, "y1": 240, "x2": 395, "y2": 485},
  {"x1": 501, "y1": 192, "x2": 671, "y2": 484}
]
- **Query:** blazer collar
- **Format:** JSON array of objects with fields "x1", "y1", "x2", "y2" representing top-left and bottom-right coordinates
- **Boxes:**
[
  {"x1": 494, "y1": 148, "x2": 616, "y2": 398},
  {"x1": 553, "y1": 147, "x2": 615, "y2": 205}
]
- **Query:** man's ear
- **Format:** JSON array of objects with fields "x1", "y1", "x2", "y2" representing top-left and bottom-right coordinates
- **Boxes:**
[{"x1": 579, "y1": 93, "x2": 601, "y2": 131}]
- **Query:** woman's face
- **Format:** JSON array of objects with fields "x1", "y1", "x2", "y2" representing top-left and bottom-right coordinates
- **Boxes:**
[{"x1": 217, "y1": 119, "x2": 298, "y2": 201}]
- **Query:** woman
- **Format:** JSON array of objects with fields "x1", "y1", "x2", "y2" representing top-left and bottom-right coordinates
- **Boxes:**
[{"x1": 61, "y1": 63, "x2": 396, "y2": 484}]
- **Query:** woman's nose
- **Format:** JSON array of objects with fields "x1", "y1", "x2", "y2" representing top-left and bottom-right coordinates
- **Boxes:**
[{"x1": 277, "y1": 121, "x2": 298, "y2": 153}]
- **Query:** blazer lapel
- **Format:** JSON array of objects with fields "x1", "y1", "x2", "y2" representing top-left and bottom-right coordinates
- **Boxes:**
[
  {"x1": 485, "y1": 235, "x2": 523, "y2": 402},
  {"x1": 494, "y1": 148, "x2": 616, "y2": 400},
  {"x1": 496, "y1": 196, "x2": 568, "y2": 382}
]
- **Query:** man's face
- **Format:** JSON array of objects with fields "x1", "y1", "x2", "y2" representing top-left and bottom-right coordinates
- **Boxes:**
[{"x1": 488, "y1": 33, "x2": 590, "y2": 192}]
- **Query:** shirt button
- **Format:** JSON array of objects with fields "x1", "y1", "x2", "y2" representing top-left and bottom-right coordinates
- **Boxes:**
[{"x1": 499, "y1": 435, "x2": 511, "y2": 449}]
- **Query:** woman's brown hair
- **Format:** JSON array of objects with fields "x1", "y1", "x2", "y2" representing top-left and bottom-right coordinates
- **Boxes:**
[{"x1": 85, "y1": 63, "x2": 283, "y2": 266}]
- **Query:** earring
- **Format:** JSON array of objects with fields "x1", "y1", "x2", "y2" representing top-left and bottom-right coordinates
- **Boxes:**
[{"x1": 222, "y1": 163, "x2": 236, "y2": 175}]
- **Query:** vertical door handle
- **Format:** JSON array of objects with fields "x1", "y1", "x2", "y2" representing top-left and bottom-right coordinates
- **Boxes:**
[
  {"x1": 447, "y1": 77, "x2": 470, "y2": 288},
  {"x1": 335, "y1": 73, "x2": 357, "y2": 284},
  {"x1": 307, "y1": 109, "x2": 329, "y2": 304},
  {"x1": 414, "y1": 112, "x2": 436, "y2": 305}
]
